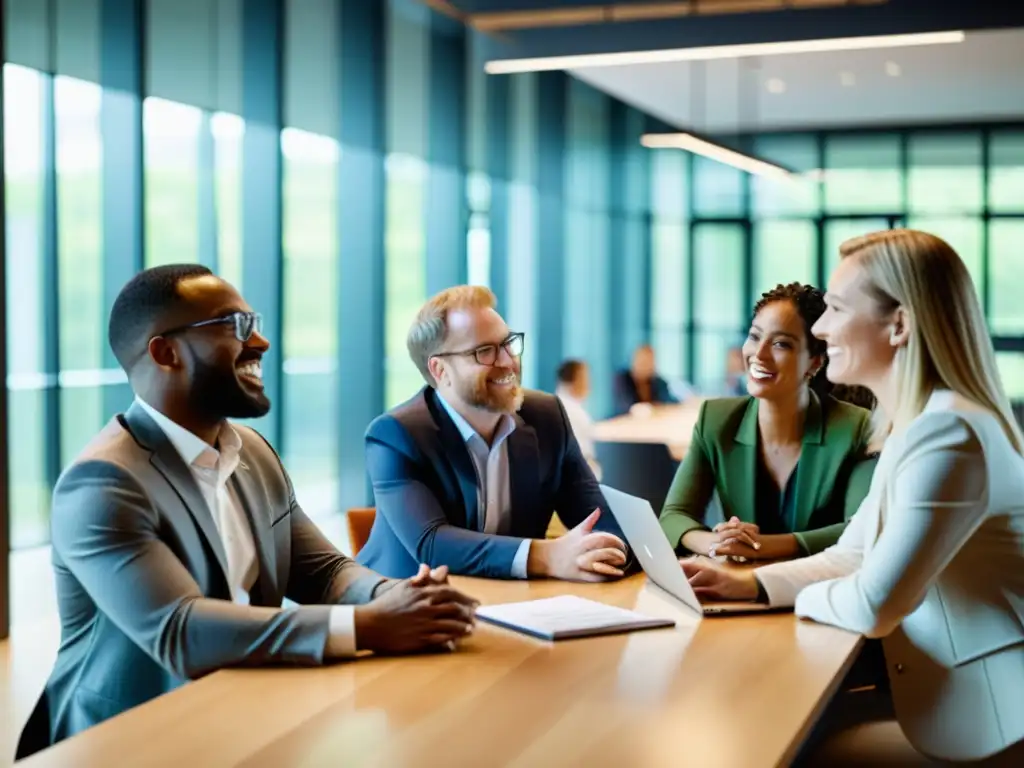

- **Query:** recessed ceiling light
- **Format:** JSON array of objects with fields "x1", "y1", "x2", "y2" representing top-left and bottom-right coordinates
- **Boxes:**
[
  {"x1": 766, "y1": 77, "x2": 786, "y2": 94},
  {"x1": 840, "y1": 71, "x2": 856, "y2": 86},
  {"x1": 885, "y1": 61, "x2": 902, "y2": 77},
  {"x1": 483, "y1": 30, "x2": 966, "y2": 74}
]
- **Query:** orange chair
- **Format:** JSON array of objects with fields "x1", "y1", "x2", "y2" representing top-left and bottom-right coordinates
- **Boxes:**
[{"x1": 346, "y1": 507, "x2": 376, "y2": 556}]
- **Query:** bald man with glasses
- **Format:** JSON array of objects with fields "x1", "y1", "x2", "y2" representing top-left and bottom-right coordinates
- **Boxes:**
[{"x1": 357, "y1": 286, "x2": 631, "y2": 581}]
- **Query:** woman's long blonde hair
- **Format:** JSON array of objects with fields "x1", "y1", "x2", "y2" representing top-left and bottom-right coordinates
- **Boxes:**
[{"x1": 840, "y1": 229, "x2": 1024, "y2": 455}]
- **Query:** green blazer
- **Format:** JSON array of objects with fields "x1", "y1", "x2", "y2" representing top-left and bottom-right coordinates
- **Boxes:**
[{"x1": 659, "y1": 393, "x2": 877, "y2": 556}]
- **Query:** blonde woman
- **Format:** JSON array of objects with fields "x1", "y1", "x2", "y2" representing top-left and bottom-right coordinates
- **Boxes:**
[{"x1": 680, "y1": 230, "x2": 1024, "y2": 763}]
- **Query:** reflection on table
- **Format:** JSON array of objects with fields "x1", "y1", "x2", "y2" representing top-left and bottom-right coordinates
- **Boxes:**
[{"x1": 20, "y1": 575, "x2": 862, "y2": 768}]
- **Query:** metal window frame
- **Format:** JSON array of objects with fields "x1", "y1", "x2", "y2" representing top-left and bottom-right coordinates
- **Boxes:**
[
  {"x1": 240, "y1": 0, "x2": 285, "y2": 448},
  {"x1": 337, "y1": 0, "x2": 387, "y2": 509},
  {"x1": 1, "y1": 0, "x2": 10, "y2": 641},
  {"x1": 100, "y1": 0, "x2": 146, "y2": 424}
]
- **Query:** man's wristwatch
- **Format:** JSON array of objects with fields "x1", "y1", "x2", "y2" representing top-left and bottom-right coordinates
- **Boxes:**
[{"x1": 371, "y1": 579, "x2": 396, "y2": 599}]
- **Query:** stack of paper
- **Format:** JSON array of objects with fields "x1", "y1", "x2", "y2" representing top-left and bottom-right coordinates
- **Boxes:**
[{"x1": 476, "y1": 594, "x2": 675, "y2": 641}]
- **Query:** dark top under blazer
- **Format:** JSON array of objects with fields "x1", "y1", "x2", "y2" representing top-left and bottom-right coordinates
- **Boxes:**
[
  {"x1": 659, "y1": 393, "x2": 876, "y2": 556},
  {"x1": 357, "y1": 386, "x2": 625, "y2": 579}
]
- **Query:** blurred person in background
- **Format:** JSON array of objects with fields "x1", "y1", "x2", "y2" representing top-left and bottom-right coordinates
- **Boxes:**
[
  {"x1": 612, "y1": 343, "x2": 679, "y2": 415},
  {"x1": 555, "y1": 359, "x2": 601, "y2": 480},
  {"x1": 724, "y1": 346, "x2": 747, "y2": 396}
]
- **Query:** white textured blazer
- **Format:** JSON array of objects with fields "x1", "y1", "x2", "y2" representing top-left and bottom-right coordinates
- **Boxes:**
[{"x1": 756, "y1": 389, "x2": 1024, "y2": 762}]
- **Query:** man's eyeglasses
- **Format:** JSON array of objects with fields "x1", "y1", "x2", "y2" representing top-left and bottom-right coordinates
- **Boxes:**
[
  {"x1": 159, "y1": 311, "x2": 263, "y2": 342},
  {"x1": 432, "y1": 332, "x2": 525, "y2": 367}
]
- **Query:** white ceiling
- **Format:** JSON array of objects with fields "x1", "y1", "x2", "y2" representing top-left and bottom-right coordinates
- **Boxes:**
[{"x1": 571, "y1": 28, "x2": 1024, "y2": 133}]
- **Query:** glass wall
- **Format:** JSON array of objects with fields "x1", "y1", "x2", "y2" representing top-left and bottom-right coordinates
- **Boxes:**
[
  {"x1": 649, "y1": 149, "x2": 688, "y2": 387},
  {"x1": 280, "y1": 129, "x2": 340, "y2": 518},
  {"x1": 383, "y1": 154, "x2": 427, "y2": 409},
  {"x1": 692, "y1": 223, "x2": 745, "y2": 395},
  {"x1": 383, "y1": 3, "x2": 429, "y2": 410},
  {"x1": 466, "y1": 172, "x2": 491, "y2": 288},
  {"x1": 649, "y1": 127, "x2": 1024, "y2": 400},
  {"x1": 54, "y1": 76, "x2": 107, "y2": 469},
  {"x1": 143, "y1": 97, "x2": 202, "y2": 268},
  {"x1": 750, "y1": 134, "x2": 819, "y2": 304},
  {"x1": 2, "y1": 0, "x2": 660, "y2": 562},
  {"x1": 563, "y1": 80, "x2": 612, "y2": 416},
  {"x1": 7, "y1": 0, "x2": 1024, "y2": 566},
  {"x1": 752, "y1": 220, "x2": 816, "y2": 302},
  {"x1": 4, "y1": 65, "x2": 51, "y2": 549},
  {"x1": 906, "y1": 132, "x2": 985, "y2": 298},
  {"x1": 504, "y1": 73, "x2": 540, "y2": 391},
  {"x1": 211, "y1": 112, "x2": 244, "y2": 289}
]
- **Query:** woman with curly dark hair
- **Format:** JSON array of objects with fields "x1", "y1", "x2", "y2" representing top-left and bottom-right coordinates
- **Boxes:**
[{"x1": 660, "y1": 282, "x2": 877, "y2": 560}]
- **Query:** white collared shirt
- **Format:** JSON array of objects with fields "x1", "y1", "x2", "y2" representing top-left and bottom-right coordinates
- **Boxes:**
[
  {"x1": 555, "y1": 386, "x2": 602, "y2": 481},
  {"x1": 436, "y1": 394, "x2": 532, "y2": 578},
  {"x1": 136, "y1": 398, "x2": 356, "y2": 656}
]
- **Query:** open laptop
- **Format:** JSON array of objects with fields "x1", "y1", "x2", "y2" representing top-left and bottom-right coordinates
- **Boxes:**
[{"x1": 600, "y1": 484, "x2": 788, "y2": 617}]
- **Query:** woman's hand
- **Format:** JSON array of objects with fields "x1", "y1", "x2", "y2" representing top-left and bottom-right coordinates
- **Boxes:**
[
  {"x1": 681, "y1": 518, "x2": 761, "y2": 559},
  {"x1": 678, "y1": 558, "x2": 760, "y2": 601},
  {"x1": 683, "y1": 519, "x2": 799, "y2": 561},
  {"x1": 712, "y1": 517, "x2": 763, "y2": 558}
]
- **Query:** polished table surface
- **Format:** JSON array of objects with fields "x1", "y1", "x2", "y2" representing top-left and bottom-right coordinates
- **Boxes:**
[
  {"x1": 593, "y1": 401, "x2": 703, "y2": 461},
  {"x1": 22, "y1": 575, "x2": 862, "y2": 768}
]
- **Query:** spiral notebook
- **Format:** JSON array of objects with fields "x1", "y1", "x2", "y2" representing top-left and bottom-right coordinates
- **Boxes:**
[{"x1": 476, "y1": 594, "x2": 675, "y2": 641}]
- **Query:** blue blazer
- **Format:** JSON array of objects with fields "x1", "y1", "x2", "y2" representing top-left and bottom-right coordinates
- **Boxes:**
[{"x1": 357, "y1": 387, "x2": 624, "y2": 579}]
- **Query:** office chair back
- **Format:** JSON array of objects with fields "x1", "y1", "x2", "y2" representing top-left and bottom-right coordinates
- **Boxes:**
[
  {"x1": 594, "y1": 441, "x2": 680, "y2": 516},
  {"x1": 346, "y1": 507, "x2": 376, "y2": 556}
]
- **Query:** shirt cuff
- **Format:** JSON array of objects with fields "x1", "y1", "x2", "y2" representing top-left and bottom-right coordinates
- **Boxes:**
[
  {"x1": 751, "y1": 563, "x2": 801, "y2": 607},
  {"x1": 792, "y1": 531, "x2": 811, "y2": 557},
  {"x1": 661, "y1": 515, "x2": 710, "y2": 555},
  {"x1": 754, "y1": 575, "x2": 769, "y2": 604},
  {"x1": 511, "y1": 539, "x2": 531, "y2": 579},
  {"x1": 324, "y1": 605, "x2": 357, "y2": 658}
]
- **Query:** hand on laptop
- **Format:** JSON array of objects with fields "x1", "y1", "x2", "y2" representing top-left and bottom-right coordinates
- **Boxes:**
[
  {"x1": 528, "y1": 509, "x2": 628, "y2": 582},
  {"x1": 355, "y1": 568, "x2": 479, "y2": 654},
  {"x1": 678, "y1": 558, "x2": 758, "y2": 601}
]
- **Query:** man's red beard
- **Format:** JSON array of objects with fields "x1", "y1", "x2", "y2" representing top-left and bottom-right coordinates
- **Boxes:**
[{"x1": 463, "y1": 367, "x2": 524, "y2": 413}]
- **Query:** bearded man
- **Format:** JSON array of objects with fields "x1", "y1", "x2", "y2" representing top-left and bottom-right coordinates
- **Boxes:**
[
  {"x1": 18, "y1": 266, "x2": 479, "y2": 758},
  {"x1": 358, "y1": 286, "x2": 630, "y2": 581}
]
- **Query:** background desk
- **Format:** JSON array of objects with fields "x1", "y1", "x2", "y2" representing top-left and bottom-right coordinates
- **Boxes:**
[
  {"x1": 21, "y1": 575, "x2": 862, "y2": 768},
  {"x1": 591, "y1": 402, "x2": 703, "y2": 513},
  {"x1": 593, "y1": 401, "x2": 703, "y2": 462}
]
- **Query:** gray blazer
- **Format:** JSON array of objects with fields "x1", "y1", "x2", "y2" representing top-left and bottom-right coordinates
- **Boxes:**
[{"x1": 17, "y1": 403, "x2": 385, "y2": 759}]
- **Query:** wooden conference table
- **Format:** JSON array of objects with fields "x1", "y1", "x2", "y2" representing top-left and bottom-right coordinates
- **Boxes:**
[{"x1": 21, "y1": 574, "x2": 862, "y2": 768}]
